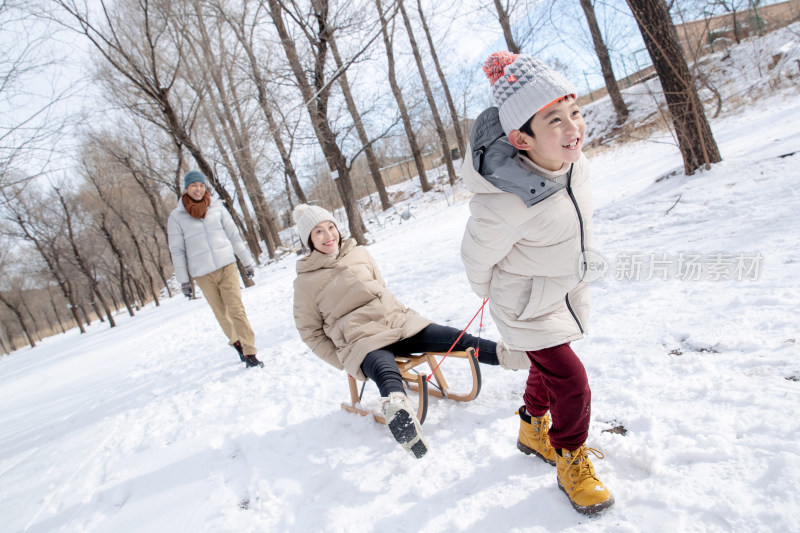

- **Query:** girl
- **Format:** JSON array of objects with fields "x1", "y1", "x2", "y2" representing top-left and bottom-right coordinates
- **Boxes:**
[{"x1": 292, "y1": 204, "x2": 518, "y2": 459}]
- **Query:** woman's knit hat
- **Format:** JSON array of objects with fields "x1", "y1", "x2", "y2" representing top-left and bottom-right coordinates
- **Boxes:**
[
  {"x1": 183, "y1": 170, "x2": 207, "y2": 190},
  {"x1": 483, "y1": 51, "x2": 577, "y2": 135},
  {"x1": 293, "y1": 204, "x2": 337, "y2": 244}
]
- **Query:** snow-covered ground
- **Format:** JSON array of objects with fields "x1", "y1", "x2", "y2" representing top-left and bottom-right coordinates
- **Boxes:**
[{"x1": 2, "y1": 25, "x2": 799, "y2": 533}]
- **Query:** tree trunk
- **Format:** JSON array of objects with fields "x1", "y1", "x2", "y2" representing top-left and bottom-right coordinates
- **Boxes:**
[
  {"x1": 416, "y1": 0, "x2": 466, "y2": 157},
  {"x1": 0, "y1": 294, "x2": 35, "y2": 348},
  {"x1": 329, "y1": 35, "x2": 392, "y2": 211},
  {"x1": 375, "y1": 0, "x2": 431, "y2": 192},
  {"x1": 19, "y1": 298, "x2": 43, "y2": 342},
  {"x1": 0, "y1": 321, "x2": 11, "y2": 354},
  {"x1": 398, "y1": 0, "x2": 457, "y2": 185},
  {"x1": 186, "y1": 7, "x2": 276, "y2": 260},
  {"x1": 99, "y1": 216, "x2": 136, "y2": 317},
  {"x1": 579, "y1": 0, "x2": 629, "y2": 124},
  {"x1": 55, "y1": 188, "x2": 116, "y2": 327},
  {"x1": 493, "y1": 0, "x2": 520, "y2": 54},
  {"x1": 201, "y1": 100, "x2": 264, "y2": 258},
  {"x1": 86, "y1": 169, "x2": 162, "y2": 307},
  {"x1": 217, "y1": 6, "x2": 310, "y2": 206},
  {"x1": 262, "y1": 100, "x2": 309, "y2": 206},
  {"x1": 47, "y1": 287, "x2": 68, "y2": 334},
  {"x1": 9, "y1": 209, "x2": 87, "y2": 334},
  {"x1": 267, "y1": 0, "x2": 367, "y2": 244},
  {"x1": 89, "y1": 297, "x2": 105, "y2": 324},
  {"x1": 124, "y1": 161, "x2": 169, "y2": 241},
  {"x1": 626, "y1": 0, "x2": 722, "y2": 174},
  {"x1": 224, "y1": 48, "x2": 283, "y2": 251},
  {"x1": 143, "y1": 237, "x2": 173, "y2": 299}
]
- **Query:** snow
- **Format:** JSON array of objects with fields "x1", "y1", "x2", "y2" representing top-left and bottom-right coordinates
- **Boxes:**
[{"x1": 2, "y1": 25, "x2": 800, "y2": 533}]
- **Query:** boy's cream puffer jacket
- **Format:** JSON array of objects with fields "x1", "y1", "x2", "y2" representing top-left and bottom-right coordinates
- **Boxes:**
[
  {"x1": 293, "y1": 239, "x2": 432, "y2": 380},
  {"x1": 461, "y1": 149, "x2": 594, "y2": 356}
]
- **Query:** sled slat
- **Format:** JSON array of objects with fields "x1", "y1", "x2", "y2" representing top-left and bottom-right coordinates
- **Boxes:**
[{"x1": 341, "y1": 349, "x2": 480, "y2": 425}]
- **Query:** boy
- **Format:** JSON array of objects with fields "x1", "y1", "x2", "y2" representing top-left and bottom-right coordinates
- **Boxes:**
[{"x1": 460, "y1": 51, "x2": 613, "y2": 515}]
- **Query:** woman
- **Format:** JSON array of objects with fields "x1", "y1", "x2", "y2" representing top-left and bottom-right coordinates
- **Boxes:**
[
  {"x1": 292, "y1": 204, "x2": 519, "y2": 459},
  {"x1": 167, "y1": 170, "x2": 263, "y2": 368}
]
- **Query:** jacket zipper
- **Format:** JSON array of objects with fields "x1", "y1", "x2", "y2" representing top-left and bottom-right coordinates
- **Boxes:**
[
  {"x1": 202, "y1": 211, "x2": 220, "y2": 271},
  {"x1": 564, "y1": 163, "x2": 585, "y2": 334}
]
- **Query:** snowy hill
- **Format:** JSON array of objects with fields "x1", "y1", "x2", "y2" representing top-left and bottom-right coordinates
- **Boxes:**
[{"x1": 1, "y1": 25, "x2": 799, "y2": 533}]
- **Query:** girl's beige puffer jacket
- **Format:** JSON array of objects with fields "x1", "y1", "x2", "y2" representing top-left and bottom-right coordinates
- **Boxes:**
[
  {"x1": 293, "y1": 239, "x2": 432, "y2": 380},
  {"x1": 461, "y1": 150, "x2": 594, "y2": 352}
]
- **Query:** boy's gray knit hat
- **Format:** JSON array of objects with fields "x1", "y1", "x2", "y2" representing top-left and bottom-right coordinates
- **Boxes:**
[
  {"x1": 484, "y1": 51, "x2": 577, "y2": 135},
  {"x1": 183, "y1": 170, "x2": 207, "y2": 190},
  {"x1": 293, "y1": 204, "x2": 337, "y2": 244}
]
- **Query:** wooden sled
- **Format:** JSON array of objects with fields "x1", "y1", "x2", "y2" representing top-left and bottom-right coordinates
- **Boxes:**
[{"x1": 341, "y1": 348, "x2": 481, "y2": 425}]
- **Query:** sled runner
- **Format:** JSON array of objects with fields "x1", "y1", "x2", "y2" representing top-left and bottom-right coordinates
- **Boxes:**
[{"x1": 341, "y1": 348, "x2": 482, "y2": 425}]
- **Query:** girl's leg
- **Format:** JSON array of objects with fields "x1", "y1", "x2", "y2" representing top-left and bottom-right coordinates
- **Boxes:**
[
  {"x1": 361, "y1": 349, "x2": 429, "y2": 459},
  {"x1": 525, "y1": 343, "x2": 591, "y2": 450},
  {"x1": 360, "y1": 349, "x2": 405, "y2": 397},
  {"x1": 391, "y1": 324, "x2": 500, "y2": 365}
]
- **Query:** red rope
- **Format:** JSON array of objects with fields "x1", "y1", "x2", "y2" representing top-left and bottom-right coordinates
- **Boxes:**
[
  {"x1": 426, "y1": 298, "x2": 489, "y2": 382},
  {"x1": 475, "y1": 298, "x2": 486, "y2": 358}
]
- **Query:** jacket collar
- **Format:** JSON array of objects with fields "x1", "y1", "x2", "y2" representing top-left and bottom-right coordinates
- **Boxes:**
[
  {"x1": 296, "y1": 238, "x2": 356, "y2": 274},
  {"x1": 464, "y1": 106, "x2": 569, "y2": 207}
]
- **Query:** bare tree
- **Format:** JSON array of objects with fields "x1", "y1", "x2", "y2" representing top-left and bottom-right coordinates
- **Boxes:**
[
  {"x1": 96, "y1": 211, "x2": 136, "y2": 316},
  {"x1": 493, "y1": 0, "x2": 520, "y2": 53},
  {"x1": 398, "y1": 0, "x2": 456, "y2": 185},
  {"x1": 482, "y1": 0, "x2": 550, "y2": 54},
  {"x1": 704, "y1": 0, "x2": 755, "y2": 44},
  {"x1": 1, "y1": 187, "x2": 86, "y2": 333},
  {"x1": 0, "y1": 2, "x2": 75, "y2": 196},
  {"x1": 0, "y1": 249, "x2": 37, "y2": 347},
  {"x1": 627, "y1": 0, "x2": 722, "y2": 174},
  {"x1": 46, "y1": 284, "x2": 71, "y2": 334},
  {"x1": 180, "y1": 0, "x2": 282, "y2": 258},
  {"x1": 579, "y1": 0, "x2": 629, "y2": 124},
  {"x1": 415, "y1": 0, "x2": 466, "y2": 156},
  {"x1": 53, "y1": 0, "x2": 244, "y2": 230},
  {"x1": 375, "y1": 0, "x2": 431, "y2": 192},
  {"x1": 0, "y1": 292, "x2": 35, "y2": 347},
  {"x1": 53, "y1": 185, "x2": 116, "y2": 327},
  {"x1": 328, "y1": 31, "x2": 392, "y2": 211},
  {"x1": 87, "y1": 126, "x2": 177, "y2": 297},
  {"x1": 197, "y1": 101, "x2": 264, "y2": 257},
  {"x1": 213, "y1": 0, "x2": 309, "y2": 207},
  {"x1": 266, "y1": 0, "x2": 368, "y2": 243},
  {"x1": 81, "y1": 155, "x2": 163, "y2": 306}
]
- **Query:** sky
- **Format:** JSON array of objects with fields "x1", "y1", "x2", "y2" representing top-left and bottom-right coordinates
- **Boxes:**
[{"x1": 1, "y1": 22, "x2": 799, "y2": 532}]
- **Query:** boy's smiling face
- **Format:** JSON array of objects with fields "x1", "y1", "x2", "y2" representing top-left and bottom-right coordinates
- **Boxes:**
[{"x1": 509, "y1": 96, "x2": 586, "y2": 172}]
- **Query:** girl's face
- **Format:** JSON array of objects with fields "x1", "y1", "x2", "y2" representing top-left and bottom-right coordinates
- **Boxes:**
[
  {"x1": 310, "y1": 221, "x2": 340, "y2": 254},
  {"x1": 518, "y1": 97, "x2": 586, "y2": 171}
]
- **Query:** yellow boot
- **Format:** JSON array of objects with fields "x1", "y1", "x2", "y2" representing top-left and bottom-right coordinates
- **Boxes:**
[
  {"x1": 516, "y1": 406, "x2": 557, "y2": 465},
  {"x1": 556, "y1": 445, "x2": 614, "y2": 515}
]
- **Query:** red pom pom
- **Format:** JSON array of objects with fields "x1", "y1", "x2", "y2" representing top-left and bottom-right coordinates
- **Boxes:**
[{"x1": 483, "y1": 51, "x2": 518, "y2": 85}]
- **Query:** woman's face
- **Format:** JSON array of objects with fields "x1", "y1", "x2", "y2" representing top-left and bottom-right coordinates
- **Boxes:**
[
  {"x1": 186, "y1": 182, "x2": 206, "y2": 201},
  {"x1": 310, "y1": 221, "x2": 340, "y2": 254}
]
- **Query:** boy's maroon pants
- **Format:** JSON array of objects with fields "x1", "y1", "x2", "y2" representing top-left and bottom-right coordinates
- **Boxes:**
[{"x1": 523, "y1": 342, "x2": 591, "y2": 451}]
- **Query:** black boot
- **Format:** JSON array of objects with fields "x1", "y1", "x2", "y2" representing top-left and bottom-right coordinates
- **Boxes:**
[
  {"x1": 244, "y1": 354, "x2": 264, "y2": 368},
  {"x1": 232, "y1": 341, "x2": 246, "y2": 362}
]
